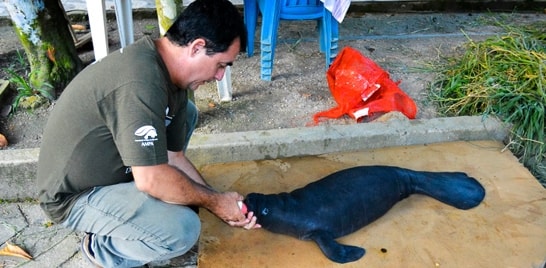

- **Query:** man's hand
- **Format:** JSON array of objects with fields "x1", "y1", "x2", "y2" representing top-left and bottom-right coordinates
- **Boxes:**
[
  {"x1": 211, "y1": 192, "x2": 261, "y2": 230},
  {"x1": 227, "y1": 211, "x2": 261, "y2": 230}
]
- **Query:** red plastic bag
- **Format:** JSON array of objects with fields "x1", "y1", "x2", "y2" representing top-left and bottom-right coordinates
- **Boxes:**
[{"x1": 313, "y1": 47, "x2": 417, "y2": 123}]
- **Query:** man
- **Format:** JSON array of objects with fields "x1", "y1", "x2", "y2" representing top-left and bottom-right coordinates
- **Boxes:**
[{"x1": 36, "y1": 0, "x2": 259, "y2": 266}]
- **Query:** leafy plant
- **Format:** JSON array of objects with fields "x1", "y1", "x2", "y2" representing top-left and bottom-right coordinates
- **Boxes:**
[
  {"x1": 5, "y1": 68, "x2": 53, "y2": 112},
  {"x1": 4, "y1": 50, "x2": 54, "y2": 112},
  {"x1": 14, "y1": 49, "x2": 27, "y2": 68},
  {"x1": 145, "y1": 24, "x2": 156, "y2": 31},
  {"x1": 143, "y1": 24, "x2": 157, "y2": 35},
  {"x1": 429, "y1": 20, "x2": 546, "y2": 186}
]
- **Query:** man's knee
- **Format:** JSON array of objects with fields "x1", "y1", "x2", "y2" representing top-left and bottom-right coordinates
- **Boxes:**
[{"x1": 164, "y1": 206, "x2": 201, "y2": 253}]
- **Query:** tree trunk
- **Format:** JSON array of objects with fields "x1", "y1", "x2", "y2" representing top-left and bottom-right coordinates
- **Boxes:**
[
  {"x1": 155, "y1": 0, "x2": 183, "y2": 36},
  {"x1": 5, "y1": 0, "x2": 83, "y2": 98}
]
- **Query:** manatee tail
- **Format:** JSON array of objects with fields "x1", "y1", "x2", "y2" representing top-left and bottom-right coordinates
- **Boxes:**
[
  {"x1": 405, "y1": 169, "x2": 486, "y2": 210},
  {"x1": 307, "y1": 230, "x2": 365, "y2": 264}
]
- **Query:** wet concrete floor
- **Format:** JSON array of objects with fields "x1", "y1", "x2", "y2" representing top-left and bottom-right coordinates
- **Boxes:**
[{"x1": 198, "y1": 140, "x2": 546, "y2": 268}]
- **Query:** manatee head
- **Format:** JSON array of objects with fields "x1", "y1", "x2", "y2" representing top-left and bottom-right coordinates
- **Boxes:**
[
  {"x1": 244, "y1": 192, "x2": 300, "y2": 236},
  {"x1": 244, "y1": 193, "x2": 273, "y2": 227}
]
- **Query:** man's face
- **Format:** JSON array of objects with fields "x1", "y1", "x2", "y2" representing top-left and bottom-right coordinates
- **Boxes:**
[{"x1": 184, "y1": 38, "x2": 241, "y2": 91}]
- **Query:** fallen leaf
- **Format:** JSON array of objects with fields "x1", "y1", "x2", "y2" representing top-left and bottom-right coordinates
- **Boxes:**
[
  {"x1": 0, "y1": 242, "x2": 33, "y2": 260},
  {"x1": 71, "y1": 24, "x2": 87, "y2": 31},
  {"x1": 46, "y1": 46, "x2": 56, "y2": 63},
  {"x1": 0, "y1": 133, "x2": 8, "y2": 148}
]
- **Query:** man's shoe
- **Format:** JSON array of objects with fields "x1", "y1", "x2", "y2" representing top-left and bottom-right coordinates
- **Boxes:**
[{"x1": 81, "y1": 233, "x2": 103, "y2": 267}]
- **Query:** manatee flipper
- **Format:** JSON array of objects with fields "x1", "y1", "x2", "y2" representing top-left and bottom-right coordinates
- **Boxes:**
[{"x1": 307, "y1": 230, "x2": 365, "y2": 263}]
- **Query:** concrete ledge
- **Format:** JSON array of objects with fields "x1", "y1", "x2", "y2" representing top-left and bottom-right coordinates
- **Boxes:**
[
  {"x1": 0, "y1": 148, "x2": 40, "y2": 200},
  {"x1": 0, "y1": 116, "x2": 509, "y2": 200},
  {"x1": 186, "y1": 116, "x2": 509, "y2": 165}
]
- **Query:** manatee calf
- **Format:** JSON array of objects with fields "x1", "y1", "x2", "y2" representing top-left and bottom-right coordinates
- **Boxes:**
[{"x1": 244, "y1": 165, "x2": 485, "y2": 263}]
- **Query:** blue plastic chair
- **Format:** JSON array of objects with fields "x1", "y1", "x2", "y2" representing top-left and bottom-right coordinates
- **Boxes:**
[{"x1": 244, "y1": 0, "x2": 339, "y2": 81}]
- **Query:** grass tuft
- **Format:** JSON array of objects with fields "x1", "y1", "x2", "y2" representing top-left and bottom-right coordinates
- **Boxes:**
[{"x1": 429, "y1": 20, "x2": 546, "y2": 186}]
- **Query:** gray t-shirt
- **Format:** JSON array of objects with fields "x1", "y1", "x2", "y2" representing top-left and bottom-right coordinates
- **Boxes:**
[{"x1": 37, "y1": 36, "x2": 188, "y2": 223}]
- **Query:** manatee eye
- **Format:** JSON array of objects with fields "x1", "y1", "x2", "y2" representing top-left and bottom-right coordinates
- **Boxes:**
[{"x1": 261, "y1": 208, "x2": 269, "y2": 216}]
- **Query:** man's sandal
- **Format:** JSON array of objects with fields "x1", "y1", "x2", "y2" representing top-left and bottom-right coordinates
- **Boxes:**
[{"x1": 81, "y1": 233, "x2": 102, "y2": 267}]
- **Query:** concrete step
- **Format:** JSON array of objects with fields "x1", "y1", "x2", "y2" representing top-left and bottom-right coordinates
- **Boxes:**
[{"x1": 0, "y1": 116, "x2": 508, "y2": 200}]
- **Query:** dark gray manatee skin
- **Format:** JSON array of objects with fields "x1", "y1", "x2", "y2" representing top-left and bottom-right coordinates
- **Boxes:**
[{"x1": 243, "y1": 165, "x2": 486, "y2": 264}]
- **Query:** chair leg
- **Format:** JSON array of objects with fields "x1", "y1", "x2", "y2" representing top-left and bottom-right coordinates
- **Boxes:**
[
  {"x1": 244, "y1": 0, "x2": 258, "y2": 57},
  {"x1": 86, "y1": 0, "x2": 109, "y2": 60},
  {"x1": 114, "y1": 0, "x2": 134, "y2": 48},
  {"x1": 330, "y1": 17, "x2": 339, "y2": 65},
  {"x1": 259, "y1": 0, "x2": 281, "y2": 81},
  {"x1": 321, "y1": 9, "x2": 338, "y2": 68},
  {"x1": 216, "y1": 66, "x2": 233, "y2": 101}
]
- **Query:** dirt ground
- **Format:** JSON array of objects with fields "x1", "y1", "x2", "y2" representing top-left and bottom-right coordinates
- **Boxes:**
[{"x1": 0, "y1": 11, "x2": 544, "y2": 150}]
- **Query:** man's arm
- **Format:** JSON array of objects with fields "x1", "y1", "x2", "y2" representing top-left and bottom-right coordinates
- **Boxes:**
[
  {"x1": 167, "y1": 150, "x2": 209, "y2": 187},
  {"x1": 132, "y1": 163, "x2": 244, "y2": 223},
  {"x1": 131, "y1": 163, "x2": 260, "y2": 228}
]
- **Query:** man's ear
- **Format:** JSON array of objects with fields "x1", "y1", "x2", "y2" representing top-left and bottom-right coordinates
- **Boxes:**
[{"x1": 189, "y1": 38, "x2": 207, "y2": 56}]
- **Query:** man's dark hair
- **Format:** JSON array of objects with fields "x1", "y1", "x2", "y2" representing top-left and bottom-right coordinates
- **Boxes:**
[{"x1": 165, "y1": 0, "x2": 247, "y2": 54}]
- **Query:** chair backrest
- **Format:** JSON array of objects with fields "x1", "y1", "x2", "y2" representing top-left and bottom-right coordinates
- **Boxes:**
[{"x1": 280, "y1": 0, "x2": 324, "y2": 20}]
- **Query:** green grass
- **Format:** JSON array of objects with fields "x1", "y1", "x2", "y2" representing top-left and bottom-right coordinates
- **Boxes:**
[{"x1": 429, "y1": 20, "x2": 546, "y2": 186}]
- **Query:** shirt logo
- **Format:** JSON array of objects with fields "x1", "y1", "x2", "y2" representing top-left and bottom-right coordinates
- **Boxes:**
[
  {"x1": 165, "y1": 107, "x2": 172, "y2": 126},
  {"x1": 134, "y1": 125, "x2": 158, "y2": 147}
]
